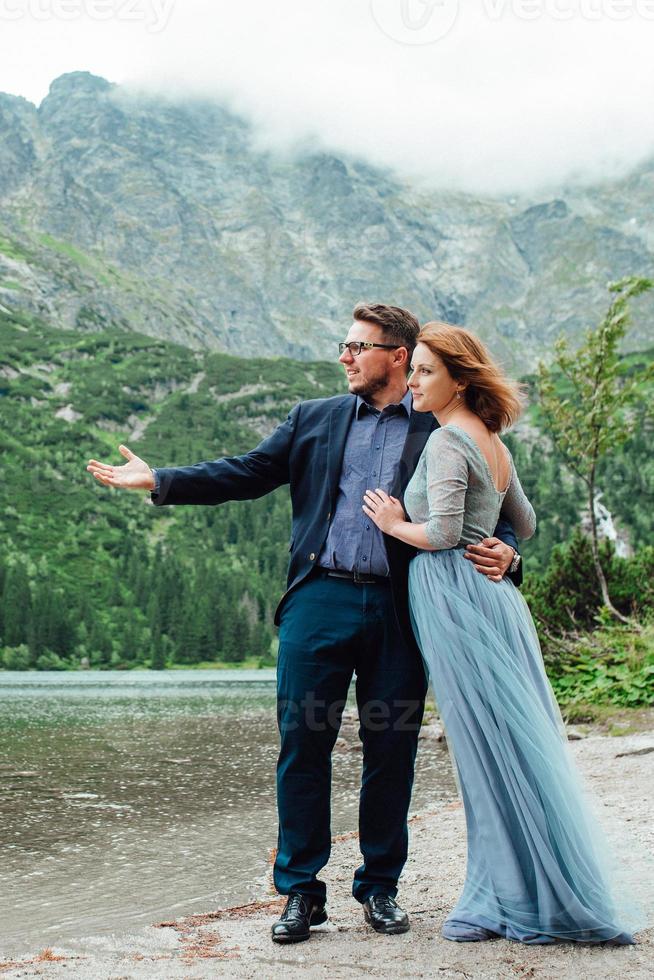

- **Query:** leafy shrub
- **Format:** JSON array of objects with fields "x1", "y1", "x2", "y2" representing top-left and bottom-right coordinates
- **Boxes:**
[
  {"x1": 524, "y1": 530, "x2": 653, "y2": 643},
  {"x1": 34, "y1": 650, "x2": 69, "y2": 670},
  {"x1": 524, "y1": 532, "x2": 654, "y2": 707},
  {"x1": 1, "y1": 644, "x2": 31, "y2": 669},
  {"x1": 547, "y1": 625, "x2": 653, "y2": 708}
]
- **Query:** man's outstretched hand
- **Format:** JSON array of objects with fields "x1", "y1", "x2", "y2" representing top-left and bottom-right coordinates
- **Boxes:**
[
  {"x1": 86, "y1": 445, "x2": 155, "y2": 491},
  {"x1": 464, "y1": 537, "x2": 514, "y2": 583}
]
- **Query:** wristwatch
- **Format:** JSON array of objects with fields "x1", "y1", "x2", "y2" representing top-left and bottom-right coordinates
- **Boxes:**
[{"x1": 509, "y1": 548, "x2": 521, "y2": 574}]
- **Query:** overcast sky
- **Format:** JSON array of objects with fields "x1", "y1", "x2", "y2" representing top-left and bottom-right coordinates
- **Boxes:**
[{"x1": 1, "y1": 0, "x2": 653, "y2": 195}]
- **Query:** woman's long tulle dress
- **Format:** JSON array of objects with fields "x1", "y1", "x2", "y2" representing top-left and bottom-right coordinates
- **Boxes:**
[{"x1": 403, "y1": 425, "x2": 646, "y2": 944}]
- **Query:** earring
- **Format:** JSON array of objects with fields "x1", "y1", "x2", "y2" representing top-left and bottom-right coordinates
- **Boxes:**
[{"x1": 456, "y1": 390, "x2": 461, "y2": 399}]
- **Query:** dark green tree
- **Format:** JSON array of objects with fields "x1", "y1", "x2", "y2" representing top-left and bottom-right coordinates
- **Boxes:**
[
  {"x1": 2, "y1": 560, "x2": 31, "y2": 647},
  {"x1": 222, "y1": 608, "x2": 248, "y2": 663},
  {"x1": 150, "y1": 629, "x2": 168, "y2": 669},
  {"x1": 28, "y1": 580, "x2": 71, "y2": 664}
]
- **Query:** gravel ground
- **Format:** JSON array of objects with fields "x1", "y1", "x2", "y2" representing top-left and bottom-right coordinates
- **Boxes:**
[{"x1": 2, "y1": 725, "x2": 653, "y2": 980}]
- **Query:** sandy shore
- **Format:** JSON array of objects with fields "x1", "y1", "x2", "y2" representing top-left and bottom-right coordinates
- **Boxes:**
[{"x1": 2, "y1": 722, "x2": 653, "y2": 979}]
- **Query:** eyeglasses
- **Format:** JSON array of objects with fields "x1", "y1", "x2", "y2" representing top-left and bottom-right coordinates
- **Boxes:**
[{"x1": 338, "y1": 342, "x2": 401, "y2": 356}]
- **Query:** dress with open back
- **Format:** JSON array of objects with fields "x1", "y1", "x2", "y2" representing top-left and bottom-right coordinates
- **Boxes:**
[{"x1": 403, "y1": 424, "x2": 642, "y2": 944}]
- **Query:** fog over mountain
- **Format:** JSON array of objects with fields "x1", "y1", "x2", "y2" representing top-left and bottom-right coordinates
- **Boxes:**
[
  {"x1": 0, "y1": 72, "x2": 652, "y2": 370},
  {"x1": 4, "y1": 2, "x2": 654, "y2": 196}
]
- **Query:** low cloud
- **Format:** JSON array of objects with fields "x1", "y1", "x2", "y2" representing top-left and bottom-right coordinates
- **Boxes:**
[{"x1": 2, "y1": 1, "x2": 654, "y2": 195}]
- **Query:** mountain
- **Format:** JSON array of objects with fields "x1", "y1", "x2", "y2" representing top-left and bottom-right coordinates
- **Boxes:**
[{"x1": 0, "y1": 71, "x2": 652, "y2": 371}]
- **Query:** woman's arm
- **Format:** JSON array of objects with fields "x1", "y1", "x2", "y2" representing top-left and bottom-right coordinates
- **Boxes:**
[
  {"x1": 361, "y1": 491, "x2": 437, "y2": 550},
  {"x1": 364, "y1": 428, "x2": 468, "y2": 550},
  {"x1": 501, "y1": 458, "x2": 536, "y2": 540}
]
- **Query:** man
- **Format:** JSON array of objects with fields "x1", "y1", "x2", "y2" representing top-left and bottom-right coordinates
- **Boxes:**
[{"x1": 86, "y1": 303, "x2": 521, "y2": 944}]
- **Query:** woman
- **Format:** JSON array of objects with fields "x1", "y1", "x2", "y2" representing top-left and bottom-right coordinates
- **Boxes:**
[{"x1": 362, "y1": 322, "x2": 641, "y2": 945}]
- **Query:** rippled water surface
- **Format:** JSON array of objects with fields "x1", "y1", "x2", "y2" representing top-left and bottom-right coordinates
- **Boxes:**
[{"x1": 0, "y1": 670, "x2": 455, "y2": 954}]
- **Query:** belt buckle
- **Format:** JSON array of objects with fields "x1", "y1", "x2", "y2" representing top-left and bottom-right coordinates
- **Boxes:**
[{"x1": 353, "y1": 569, "x2": 373, "y2": 584}]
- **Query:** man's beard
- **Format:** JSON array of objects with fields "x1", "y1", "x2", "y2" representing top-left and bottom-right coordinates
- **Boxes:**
[{"x1": 350, "y1": 369, "x2": 391, "y2": 400}]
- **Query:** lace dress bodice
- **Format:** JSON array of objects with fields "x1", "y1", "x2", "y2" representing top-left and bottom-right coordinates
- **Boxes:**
[{"x1": 403, "y1": 424, "x2": 536, "y2": 549}]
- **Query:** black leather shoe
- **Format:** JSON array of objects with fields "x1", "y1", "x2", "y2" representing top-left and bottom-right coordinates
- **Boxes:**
[
  {"x1": 271, "y1": 892, "x2": 328, "y2": 944},
  {"x1": 363, "y1": 894, "x2": 410, "y2": 935}
]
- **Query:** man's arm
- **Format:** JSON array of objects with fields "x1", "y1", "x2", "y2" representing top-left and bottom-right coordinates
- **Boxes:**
[
  {"x1": 87, "y1": 404, "x2": 299, "y2": 506},
  {"x1": 151, "y1": 404, "x2": 299, "y2": 506},
  {"x1": 464, "y1": 517, "x2": 522, "y2": 586},
  {"x1": 495, "y1": 516, "x2": 518, "y2": 555}
]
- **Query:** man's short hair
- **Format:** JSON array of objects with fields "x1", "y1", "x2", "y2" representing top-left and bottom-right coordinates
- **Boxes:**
[{"x1": 352, "y1": 303, "x2": 420, "y2": 362}]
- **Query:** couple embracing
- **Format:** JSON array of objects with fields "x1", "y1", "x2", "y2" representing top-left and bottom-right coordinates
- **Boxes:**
[{"x1": 86, "y1": 303, "x2": 637, "y2": 948}]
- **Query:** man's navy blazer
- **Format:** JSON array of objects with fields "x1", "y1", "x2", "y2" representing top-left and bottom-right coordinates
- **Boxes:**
[{"x1": 151, "y1": 393, "x2": 521, "y2": 655}]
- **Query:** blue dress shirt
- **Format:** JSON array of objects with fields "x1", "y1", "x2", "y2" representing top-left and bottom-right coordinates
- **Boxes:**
[{"x1": 316, "y1": 389, "x2": 412, "y2": 577}]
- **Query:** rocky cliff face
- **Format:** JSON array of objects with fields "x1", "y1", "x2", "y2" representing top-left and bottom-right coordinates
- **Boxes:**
[{"x1": 0, "y1": 71, "x2": 652, "y2": 370}]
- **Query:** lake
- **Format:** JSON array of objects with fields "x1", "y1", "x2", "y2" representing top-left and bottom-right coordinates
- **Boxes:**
[{"x1": 0, "y1": 670, "x2": 455, "y2": 956}]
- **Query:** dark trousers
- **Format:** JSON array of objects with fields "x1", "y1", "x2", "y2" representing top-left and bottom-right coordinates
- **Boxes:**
[{"x1": 273, "y1": 570, "x2": 428, "y2": 904}]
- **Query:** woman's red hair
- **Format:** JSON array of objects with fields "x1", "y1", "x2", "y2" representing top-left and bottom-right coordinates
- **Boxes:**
[{"x1": 417, "y1": 321, "x2": 525, "y2": 432}]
